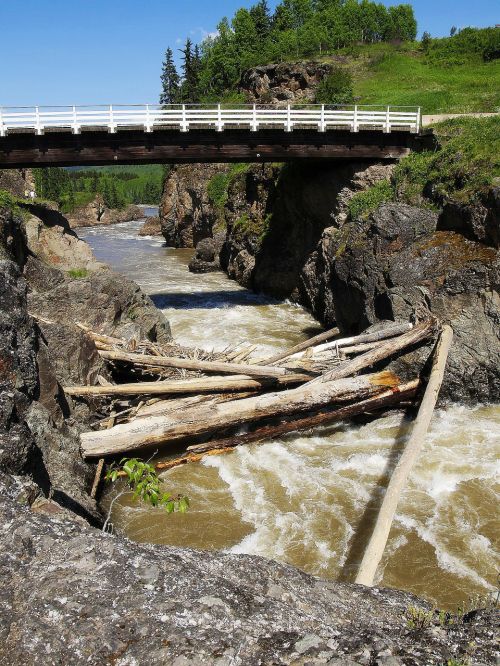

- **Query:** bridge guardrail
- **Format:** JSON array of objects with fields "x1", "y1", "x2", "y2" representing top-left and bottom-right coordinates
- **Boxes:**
[{"x1": 0, "y1": 104, "x2": 421, "y2": 136}]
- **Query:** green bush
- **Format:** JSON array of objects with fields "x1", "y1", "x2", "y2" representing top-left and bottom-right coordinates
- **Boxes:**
[
  {"x1": 315, "y1": 67, "x2": 354, "y2": 106},
  {"x1": 348, "y1": 180, "x2": 394, "y2": 220},
  {"x1": 67, "y1": 268, "x2": 89, "y2": 279}
]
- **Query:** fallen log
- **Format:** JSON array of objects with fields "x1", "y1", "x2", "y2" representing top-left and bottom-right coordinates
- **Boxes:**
[
  {"x1": 308, "y1": 320, "x2": 435, "y2": 385},
  {"x1": 260, "y1": 326, "x2": 340, "y2": 365},
  {"x1": 288, "y1": 321, "x2": 414, "y2": 361},
  {"x1": 65, "y1": 372, "x2": 311, "y2": 398},
  {"x1": 134, "y1": 391, "x2": 257, "y2": 419},
  {"x1": 81, "y1": 370, "x2": 400, "y2": 458},
  {"x1": 98, "y1": 349, "x2": 297, "y2": 379},
  {"x1": 354, "y1": 325, "x2": 453, "y2": 587},
  {"x1": 185, "y1": 379, "x2": 420, "y2": 456}
]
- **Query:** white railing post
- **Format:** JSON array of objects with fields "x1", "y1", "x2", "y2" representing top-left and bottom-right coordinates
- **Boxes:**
[
  {"x1": 72, "y1": 105, "x2": 80, "y2": 134},
  {"x1": 252, "y1": 104, "x2": 257, "y2": 132},
  {"x1": 385, "y1": 105, "x2": 391, "y2": 133},
  {"x1": 0, "y1": 107, "x2": 4, "y2": 137},
  {"x1": 35, "y1": 106, "x2": 42, "y2": 135},
  {"x1": 181, "y1": 104, "x2": 188, "y2": 132},
  {"x1": 416, "y1": 107, "x2": 421, "y2": 134},
  {"x1": 145, "y1": 104, "x2": 152, "y2": 132},
  {"x1": 109, "y1": 104, "x2": 116, "y2": 133},
  {"x1": 286, "y1": 104, "x2": 292, "y2": 132},
  {"x1": 352, "y1": 105, "x2": 358, "y2": 133},
  {"x1": 320, "y1": 104, "x2": 325, "y2": 132},
  {"x1": 217, "y1": 103, "x2": 223, "y2": 132}
]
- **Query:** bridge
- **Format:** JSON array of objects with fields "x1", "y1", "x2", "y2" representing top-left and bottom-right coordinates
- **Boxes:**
[{"x1": 0, "y1": 104, "x2": 426, "y2": 168}]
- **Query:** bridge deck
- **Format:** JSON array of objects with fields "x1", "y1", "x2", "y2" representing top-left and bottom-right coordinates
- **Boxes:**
[{"x1": 0, "y1": 104, "x2": 425, "y2": 167}]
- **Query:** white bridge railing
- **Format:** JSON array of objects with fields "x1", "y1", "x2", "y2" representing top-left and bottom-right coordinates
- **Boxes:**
[{"x1": 0, "y1": 104, "x2": 421, "y2": 136}]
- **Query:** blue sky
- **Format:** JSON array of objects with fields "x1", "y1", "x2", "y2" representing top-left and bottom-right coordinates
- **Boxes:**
[{"x1": 0, "y1": 0, "x2": 497, "y2": 106}]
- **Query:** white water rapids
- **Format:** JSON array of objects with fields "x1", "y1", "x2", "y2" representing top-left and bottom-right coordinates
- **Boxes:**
[{"x1": 80, "y1": 217, "x2": 499, "y2": 610}]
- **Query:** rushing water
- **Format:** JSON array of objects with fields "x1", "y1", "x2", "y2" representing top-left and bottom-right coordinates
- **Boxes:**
[{"x1": 80, "y1": 216, "x2": 500, "y2": 611}]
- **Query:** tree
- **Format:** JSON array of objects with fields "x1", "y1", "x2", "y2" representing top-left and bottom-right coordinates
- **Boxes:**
[
  {"x1": 159, "y1": 47, "x2": 180, "y2": 105},
  {"x1": 450, "y1": 26, "x2": 457, "y2": 37},
  {"x1": 179, "y1": 38, "x2": 201, "y2": 103},
  {"x1": 250, "y1": 0, "x2": 272, "y2": 41},
  {"x1": 421, "y1": 31, "x2": 431, "y2": 51},
  {"x1": 315, "y1": 67, "x2": 354, "y2": 105},
  {"x1": 385, "y1": 4, "x2": 417, "y2": 42}
]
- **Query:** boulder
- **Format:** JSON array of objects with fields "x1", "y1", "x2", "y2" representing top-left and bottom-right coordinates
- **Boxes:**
[
  {"x1": 138, "y1": 215, "x2": 162, "y2": 236},
  {"x1": 0, "y1": 481, "x2": 496, "y2": 666},
  {"x1": 188, "y1": 234, "x2": 225, "y2": 273}
]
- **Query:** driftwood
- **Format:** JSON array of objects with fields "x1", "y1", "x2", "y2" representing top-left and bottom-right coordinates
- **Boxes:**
[
  {"x1": 307, "y1": 320, "x2": 435, "y2": 385},
  {"x1": 98, "y1": 349, "x2": 297, "y2": 379},
  {"x1": 185, "y1": 379, "x2": 420, "y2": 456},
  {"x1": 81, "y1": 370, "x2": 400, "y2": 457},
  {"x1": 261, "y1": 326, "x2": 340, "y2": 365},
  {"x1": 65, "y1": 372, "x2": 311, "y2": 398},
  {"x1": 288, "y1": 321, "x2": 414, "y2": 361},
  {"x1": 355, "y1": 325, "x2": 453, "y2": 587}
]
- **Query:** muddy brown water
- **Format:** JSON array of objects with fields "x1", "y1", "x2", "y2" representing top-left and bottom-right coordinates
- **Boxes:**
[{"x1": 80, "y1": 217, "x2": 500, "y2": 611}]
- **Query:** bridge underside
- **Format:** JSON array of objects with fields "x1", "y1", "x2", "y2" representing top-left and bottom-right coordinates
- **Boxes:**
[{"x1": 0, "y1": 129, "x2": 431, "y2": 168}]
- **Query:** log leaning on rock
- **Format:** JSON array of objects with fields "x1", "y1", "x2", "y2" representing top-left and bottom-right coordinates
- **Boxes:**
[
  {"x1": 355, "y1": 325, "x2": 453, "y2": 587},
  {"x1": 98, "y1": 349, "x2": 299, "y2": 379},
  {"x1": 80, "y1": 370, "x2": 401, "y2": 458}
]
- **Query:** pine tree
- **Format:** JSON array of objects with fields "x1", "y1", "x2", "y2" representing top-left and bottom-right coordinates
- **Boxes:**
[
  {"x1": 250, "y1": 1, "x2": 271, "y2": 41},
  {"x1": 159, "y1": 47, "x2": 180, "y2": 105},
  {"x1": 179, "y1": 38, "x2": 200, "y2": 103}
]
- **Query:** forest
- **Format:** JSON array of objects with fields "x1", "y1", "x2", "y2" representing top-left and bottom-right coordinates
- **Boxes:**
[{"x1": 33, "y1": 166, "x2": 165, "y2": 213}]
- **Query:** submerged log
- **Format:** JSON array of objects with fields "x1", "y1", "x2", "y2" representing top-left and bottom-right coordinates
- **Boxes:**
[
  {"x1": 99, "y1": 349, "x2": 296, "y2": 379},
  {"x1": 65, "y1": 372, "x2": 311, "y2": 398},
  {"x1": 81, "y1": 370, "x2": 400, "y2": 458},
  {"x1": 354, "y1": 325, "x2": 453, "y2": 588}
]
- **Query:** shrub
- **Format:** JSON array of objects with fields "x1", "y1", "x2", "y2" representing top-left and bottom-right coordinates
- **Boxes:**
[
  {"x1": 315, "y1": 67, "x2": 354, "y2": 106},
  {"x1": 67, "y1": 268, "x2": 89, "y2": 279},
  {"x1": 347, "y1": 180, "x2": 394, "y2": 220}
]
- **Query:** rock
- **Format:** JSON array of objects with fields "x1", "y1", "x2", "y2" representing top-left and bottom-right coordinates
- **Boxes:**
[
  {"x1": 138, "y1": 215, "x2": 162, "y2": 236},
  {"x1": 66, "y1": 199, "x2": 143, "y2": 229},
  {"x1": 0, "y1": 484, "x2": 497, "y2": 666},
  {"x1": 327, "y1": 203, "x2": 500, "y2": 402},
  {"x1": 188, "y1": 234, "x2": 224, "y2": 273},
  {"x1": 438, "y1": 186, "x2": 500, "y2": 248},
  {"x1": 160, "y1": 163, "x2": 229, "y2": 247},
  {"x1": 240, "y1": 61, "x2": 334, "y2": 106},
  {"x1": 0, "y1": 168, "x2": 34, "y2": 197}
]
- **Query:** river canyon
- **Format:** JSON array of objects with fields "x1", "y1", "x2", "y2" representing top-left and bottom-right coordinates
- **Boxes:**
[{"x1": 80, "y1": 215, "x2": 500, "y2": 612}]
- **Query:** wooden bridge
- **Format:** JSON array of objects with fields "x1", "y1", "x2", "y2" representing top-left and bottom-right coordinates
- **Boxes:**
[{"x1": 0, "y1": 104, "x2": 425, "y2": 168}]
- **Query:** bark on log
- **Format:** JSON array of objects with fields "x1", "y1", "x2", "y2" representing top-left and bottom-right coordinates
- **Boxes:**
[
  {"x1": 99, "y1": 349, "x2": 297, "y2": 379},
  {"x1": 308, "y1": 320, "x2": 435, "y2": 385},
  {"x1": 186, "y1": 379, "x2": 420, "y2": 456},
  {"x1": 65, "y1": 373, "x2": 311, "y2": 398},
  {"x1": 354, "y1": 325, "x2": 453, "y2": 587},
  {"x1": 261, "y1": 326, "x2": 340, "y2": 365},
  {"x1": 81, "y1": 370, "x2": 400, "y2": 458}
]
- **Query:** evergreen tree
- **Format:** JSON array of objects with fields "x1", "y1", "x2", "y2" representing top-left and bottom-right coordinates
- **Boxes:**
[
  {"x1": 250, "y1": 1, "x2": 271, "y2": 41},
  {"x1": 179, "y1": 38, "x2": 200, "y2": 103},
  {"x1": 159, "y1": 47, "x2": 180, "y2": 105}
]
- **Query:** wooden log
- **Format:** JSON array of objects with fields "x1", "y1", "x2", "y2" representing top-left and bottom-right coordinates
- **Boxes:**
[
  {"x1": 98, "y1": 349, "x2": 298, "y2": 379},
  {"x1": 307, "y1": 320, "x2": 435, "y2": 386},
  {"x1": 354, "y1": 325, "x2": 453, "y2": 587},
  {"x1": 80, "y1": 370, "x2": 400, "y2": 458},
  {"x1": 90, "y1": 458, "x2": 105, "y2": 499},
  {"x1": 65, "y1": 372, "x2": 311, "y2": 398},
  {"x1": 134, "y1": 391, "x2": 256, "y2": 419},
  {"x1": 186, "y1": 379, "x2": 420, "y2": 456},
  {"x1": 288, "y1": 321, "x2": 414, "y2": 361},
  {"x1": 260, "y1": 326, "x2": 340, "y2": 365}
]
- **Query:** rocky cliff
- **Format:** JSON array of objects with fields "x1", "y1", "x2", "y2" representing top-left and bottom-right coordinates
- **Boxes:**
[
  {"x1": 240, "y1": 61, "x2": 332, "y2": 105},
  {"x1": 66, "y1": 198, "x2": 143, "y2": 228}
]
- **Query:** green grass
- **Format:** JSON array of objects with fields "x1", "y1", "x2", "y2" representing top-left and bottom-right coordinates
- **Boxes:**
[
  {"x1": 348, "y1": 116, "x2": 500, "y2": 218},
  {"x1": 67, "y1": 268, "x2": 89, "y2": 279},
  {"x1": 321, "y1": 39, "x2": 500, "y2": 113}
]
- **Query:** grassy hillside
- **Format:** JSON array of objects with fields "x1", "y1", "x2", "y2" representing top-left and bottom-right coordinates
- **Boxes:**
[{"x1": 326, "y1": 36, "x2": 500, "y2": 113}]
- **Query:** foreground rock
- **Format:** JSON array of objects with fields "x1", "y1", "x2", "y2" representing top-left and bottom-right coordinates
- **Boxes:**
[
  {"x1": 1, "y1": 478, "x2": 497, "y2": 666},
  {"x1": 138, "y1": 215, "x2": 162, "y2": 236}
]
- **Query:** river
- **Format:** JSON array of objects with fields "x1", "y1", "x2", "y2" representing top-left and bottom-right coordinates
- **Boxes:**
[{"x1": 79, "y1": 215, "x2": 499, "y2": 611}]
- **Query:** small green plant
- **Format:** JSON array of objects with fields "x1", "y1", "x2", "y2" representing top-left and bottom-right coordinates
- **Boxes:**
[
  {"x1": 348, "y1": 179, "x2": 394, "y2": 220},
  {"x1": 106, "y1": 457, "x2": 189, "y2": 513},
  {"x1": 405, "y1": 605, "x2": 434, "y2": 631},
  {"x1": 68, "y1": 268, "x2": 89, "y2": 279}
]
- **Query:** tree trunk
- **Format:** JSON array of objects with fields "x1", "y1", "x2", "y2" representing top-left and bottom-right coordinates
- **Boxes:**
[
  {"x1": 65, "y1": 372, "x2": 311, "y2": 398},
  {"x1": 354, "y1": 325, "x2": 453, "y2": 587},
  {"x1": 260, "y1": 326, "x2": 340, "y2": 365},
  {"x1": 81, "y1": 370, "x2": 400, "y2": 458}
]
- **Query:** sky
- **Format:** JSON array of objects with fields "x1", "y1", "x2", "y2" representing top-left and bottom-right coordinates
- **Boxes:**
[{"x1": 0, "y1": 0, "x2": 497, "y2": 106}]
